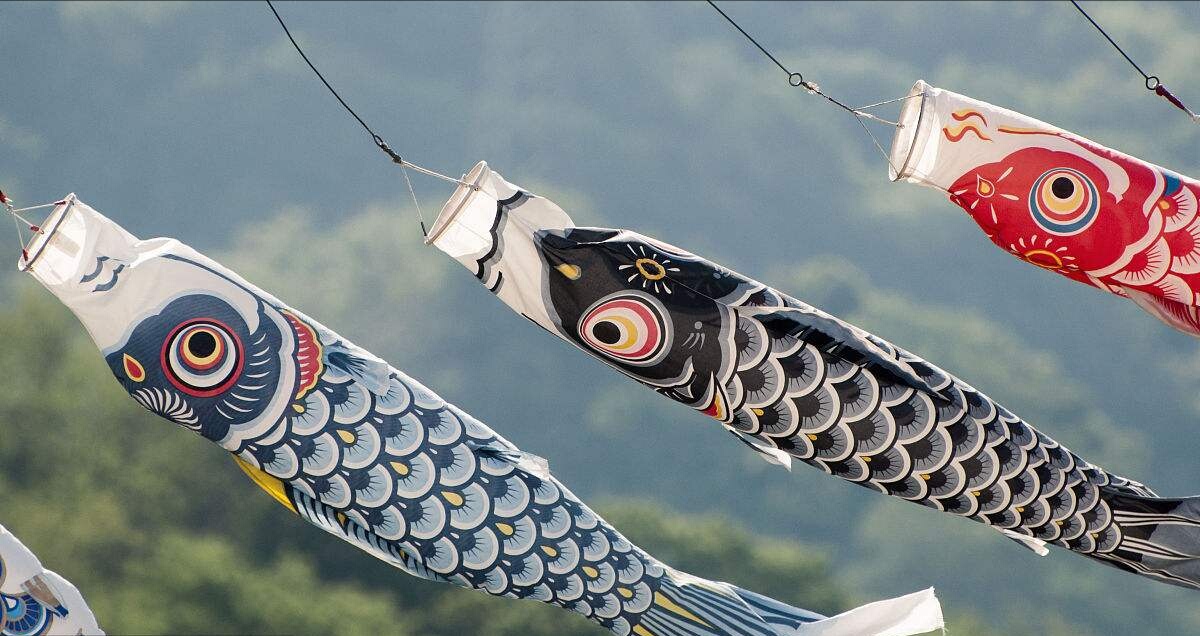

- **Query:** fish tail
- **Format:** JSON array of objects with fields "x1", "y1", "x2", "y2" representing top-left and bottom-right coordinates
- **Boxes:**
[
  {"x1": 630, "y1": 569, "x2": 942, "y2": 636},
  {"x1": 1099, "y1": 487, "x2": 1200, "y2": 589}
]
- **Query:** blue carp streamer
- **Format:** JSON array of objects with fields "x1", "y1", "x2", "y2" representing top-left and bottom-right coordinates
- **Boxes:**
[
  {"x1": 21, "y1": 195, "x2": 941, "y2": 636},
  {"x1": 0, "y1": 524, "x2": 102, "y2": 635},
  {"x1": 429, "y1": 162, "x2": 1200, "y2": 591}
]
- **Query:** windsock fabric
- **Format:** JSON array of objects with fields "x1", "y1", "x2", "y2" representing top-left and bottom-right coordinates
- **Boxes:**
[
  {"x1": 0, "y1": 524, "x2": 103, "y2": 635},
  {"x1": 428, "y1": 161, "x2": 1200, "y2": 591},
  {"x1": 20, "y1": 195, "x2": 943, "y2": 636},
  {"x1": 889, "y1": 80, "x2": 1200, "y2": 336}
]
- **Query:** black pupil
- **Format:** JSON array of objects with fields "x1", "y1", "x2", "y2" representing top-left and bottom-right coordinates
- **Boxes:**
[
  {"x1": 592, "y1": 321, "x2": 622, "y2": 345},
  {"x1": 188, "y1": 331, "x2": 218, "y2": 358},
  {"x1": 1051, "y1": 176, "x2": 1074, "y2": 199}
]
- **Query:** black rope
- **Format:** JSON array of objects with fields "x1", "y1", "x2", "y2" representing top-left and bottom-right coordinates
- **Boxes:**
[
  {"x1": 706, "y1": 0, "x2": 790, "y2": 78},
  {"x1": 704, "y1": 1, "x2": 867, "y2": 118},
  {"x1": 1070, "y1": 1, "x2": 1150, "y2": 82},
  {"x1": 266, "y1": 0, "x2": 405, "y2": 163},
  {"x1": 1070, "y1": 0, "x2": 1197, "y2": 121}
]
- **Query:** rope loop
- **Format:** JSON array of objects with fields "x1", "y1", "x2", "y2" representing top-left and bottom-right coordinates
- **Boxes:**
[{"x1": 788, "y1": 72, "x2": 804, "y2": 87}]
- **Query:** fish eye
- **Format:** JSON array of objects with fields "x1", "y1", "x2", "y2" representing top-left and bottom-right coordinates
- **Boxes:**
[
  {"x1": 162, "y1": 319, "x2": 243, "y2": 396},
  {"x1": 577, "y1": 292, "x2": 671, "y2": 366},
  {"x1": 1028, "y1": 167, "x2": 1098, "y2": 235}
]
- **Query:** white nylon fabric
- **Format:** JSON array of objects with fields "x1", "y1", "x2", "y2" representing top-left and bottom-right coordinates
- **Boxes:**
[
  {"x1": 0, "y1": 524, "x2": 104, "y2": 635},
  {"x1": 429, "y1": 162, "x2": 946, "y2": 636},
  {"x1": 888, "y1": 80, "x2": 1130, "y2": 195}
]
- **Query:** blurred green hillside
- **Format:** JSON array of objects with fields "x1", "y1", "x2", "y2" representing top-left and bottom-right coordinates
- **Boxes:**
[{"x1": 2, "y1": 1, "x2": 1199, "y2": 634}]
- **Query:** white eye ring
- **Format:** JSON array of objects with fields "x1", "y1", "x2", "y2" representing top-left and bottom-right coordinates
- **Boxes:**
[
  {"x1": 577, "y1": 291, "x2": 672, "y2": 366},
  {"x1": 163, "y1": 320, "x2": 242, "y2": 396}
]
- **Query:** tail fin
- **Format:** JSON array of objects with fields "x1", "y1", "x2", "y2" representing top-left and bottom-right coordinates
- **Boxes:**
[
  {"x1": 1099, "y1": 488, "x2": 1200, "y2": 589},
  {"x1": 632, "y1": 569, "x2": 942, "y2": 636}
]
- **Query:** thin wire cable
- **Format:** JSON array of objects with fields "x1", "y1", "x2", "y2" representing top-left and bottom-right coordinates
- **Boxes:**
[
  {"x1": 265, "y1": 0, "x2": 479, "y2": 219},
  {"x1": 706, "y1": 1, "x2": 895, "y2": 121},
  {"x1": 401, "y1": 164, "x2": 428, "y2": 237},
  {"x1": 1070, "y1": 0, "x2": 1198, "y2": 122},
  {"x1": 705, "y1": 0, "x2": 913, "y2": 172}
]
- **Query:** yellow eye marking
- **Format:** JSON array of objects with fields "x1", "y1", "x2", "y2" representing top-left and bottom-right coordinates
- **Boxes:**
[{"x1": 635, "y1": 258, "x2": 667, "y2": 280}]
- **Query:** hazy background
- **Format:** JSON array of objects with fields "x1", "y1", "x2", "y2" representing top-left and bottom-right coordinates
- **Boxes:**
[{"x1": 1, "y1": 1, "x2": 1198, "y2": 634}]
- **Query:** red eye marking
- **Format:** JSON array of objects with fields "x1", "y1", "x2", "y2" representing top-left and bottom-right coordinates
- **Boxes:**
[{"x1": 123, "y1": 354, "x2": 145, "y2": 382}]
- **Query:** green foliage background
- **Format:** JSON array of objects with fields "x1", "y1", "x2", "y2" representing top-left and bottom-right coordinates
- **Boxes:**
[{"x1": 1, "y1": 1, "x2": 1198, "y2": 634}]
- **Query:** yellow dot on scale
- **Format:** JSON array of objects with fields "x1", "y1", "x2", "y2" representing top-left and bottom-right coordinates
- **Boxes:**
[
  {"x1": 496, "y1": 523, "x2": 514, "y2": 536},
  {"x1": 752, "y1": 408, "x2": 765, "y2": 416},
  {"x1": 618, "y1": 588, "x2": 634, "y2": 599},
  {"x1": 442, "y1": 491, "x2": 464, "y2": 506},
  {"x1": 336, "y1": 512, "x2": 347, "y2": 526},
  {"x1": 390, "y1": 461, "x2": 410, "y2": 476},
  {"x1": 291, "y1": 403, "x2": 306, "y2": 414},
  {"x1": 863, "y1": 456, "x2": 871, "y2": 463},
  {"x1": 582, "y1": 566, "x2": 599, "y2": 578},
  {"x1": 541, "y1": 545, "x2": 558, "y2": 557},
  {"x1": 920, "y1": 474, "x2": 930, "y2": 480},
  {"x1": 1158, "y1": 199, "x2": 1170, "y2": 210},
  {"x1": 1016, "y1": 507, "x2": 1025, "y2": 513},
  {"x1": 336, "y1": 430, "x2": 356, "y2": 444},
  {"x1": 972, "y1": 491, "x2": 981, "y2": 497},
  {"x1": 806, "y1": 434, "x2": 818, "y2": 441}
]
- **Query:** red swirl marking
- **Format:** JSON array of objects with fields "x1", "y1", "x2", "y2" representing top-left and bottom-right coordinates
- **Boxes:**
[
  {"x1": 943, "y1": 124, "x2": 991, "y2": 142},
  {"x1": 951, "y1": 109, "x2": 989, "y2": 125}
]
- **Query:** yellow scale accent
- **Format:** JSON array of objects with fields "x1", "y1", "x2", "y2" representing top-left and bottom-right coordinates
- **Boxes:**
[
  {"x1": 496, "y1": 523, "x2": 515, "y2": 536},
  {"x1": 806, "y1": 434, "x2": 818, "y2": 441},
  {"x1": 972, "y1": 491, "x2": 981, "y2": 497},
  {"x1": 863, "y1": 456, "x2": 872, "y2": 463},
  {"x1": 582, "y1": 566, "x2": 599, "y2": 578},
  {"x1": 443, "y1": 491, "x2": 464, "y2": 507},
  {"x1": 233, "y1": 456, "x2": 297, "y2": 513},
  {"x1": 617, "y1": 587, "x2": 634, "y2": 599},
  {"x1": 752, "y1": 408, "x2": 764, "y2": 416},
  {"x1": 337, "y1": 512, "x2": 347, "y2": 526},
  {"x1": 390, "y1": 461, "x2": 410, "y2": 476},
  {"x1": 633, "y1": 626, "x2": 656, "y2": 636},
  {"x1": 337, "y1": 429, "x2": 356, "y2": 444},
  {"x1": 555, "y1": 263, "x2": 582, "y2": 280},
  {"x1": 292, "y1": 403, "x2": 305, "y2": 414},
  {"x1": 1158, "y1": 199, "x2": 1171, "y2": 211},
  {"x1": 541, "y1": 545, "x2": 558, "y2": 558},
  {"x1": 920, "y1": 473, "x2": 931, "y2": 480},
  {"x1": 653, "y1": 591, "x2": 711, "y2": 627},
  {"x1": 1017, "y1": 507, "x2": 1025, "y2": 513}
]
